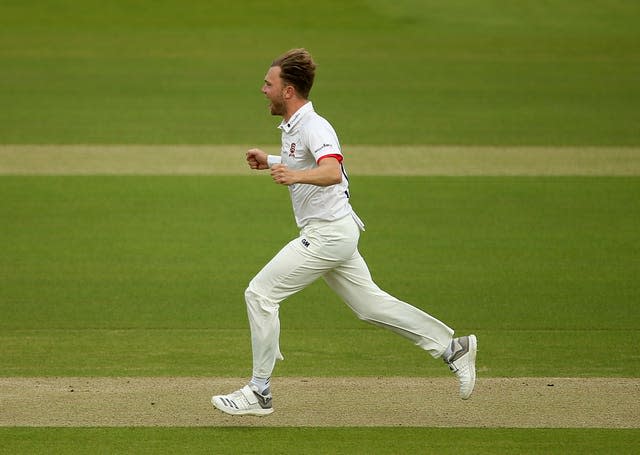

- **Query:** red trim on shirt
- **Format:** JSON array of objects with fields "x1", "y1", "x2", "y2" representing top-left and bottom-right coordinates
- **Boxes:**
[{"x1": 317, "y1": 154, "x2": 343, "y2": 164}]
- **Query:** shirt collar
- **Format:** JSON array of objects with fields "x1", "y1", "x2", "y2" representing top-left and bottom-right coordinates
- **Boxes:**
[{"x1": 278, "y1": 101, "x2": 314, "y2": 133}]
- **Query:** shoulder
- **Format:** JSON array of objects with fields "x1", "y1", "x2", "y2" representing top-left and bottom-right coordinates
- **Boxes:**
[{"x1": 300, "y1": 110, "x2": 336, "y2": 137}]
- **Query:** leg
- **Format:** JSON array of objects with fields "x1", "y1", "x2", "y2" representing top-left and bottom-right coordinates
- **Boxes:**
[
  {"x1": 246, "y1": 217, "x2": 360, "y2": 379},
  {"x1": 213, "y1": 219, "x2": 361, "y2": 416},
  {"x1": 245, "y1": 240, "x2": 325, "y2": 379},
  {"x1": 322, "y1": 250, "x2": 454, "y2": 358},
  {"x1": 323, "y1": 250, "x2": 478, "y2": 399},
  {"x1": 213, "y1": 241, "x2": 328, "y2": 417}
]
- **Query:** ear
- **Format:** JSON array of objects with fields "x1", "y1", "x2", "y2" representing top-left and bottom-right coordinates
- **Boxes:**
[{"x1": 283, "y1": 85, "x2": 295, "y2": 99}]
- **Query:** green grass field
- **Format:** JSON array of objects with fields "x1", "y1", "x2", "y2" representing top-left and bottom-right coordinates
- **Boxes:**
[
  {"x1": 1, "y1": 0, "x2": 639, "y2": 145},
  {"x1": 1, "y1": 428, "x2": 638, "y2": 455},
  {"x1": 1, "y1": 176, "x2": 639, "y2": 379},
  {"x1": 1, "y1": 0, "x2": 639, "y2": 453}
]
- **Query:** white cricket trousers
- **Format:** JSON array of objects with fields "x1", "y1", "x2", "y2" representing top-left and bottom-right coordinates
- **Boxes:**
[{"x1": 245, "y1": 213, "x2": 455, "y2": 379}]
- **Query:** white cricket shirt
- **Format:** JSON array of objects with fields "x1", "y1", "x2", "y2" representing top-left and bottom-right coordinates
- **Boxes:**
[{"x1": 277, "y1": 102, "x2": 359, "y2": 228}]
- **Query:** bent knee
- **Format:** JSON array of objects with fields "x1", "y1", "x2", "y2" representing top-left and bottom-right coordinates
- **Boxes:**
[
  {"x1": 244, "y1": 285, "x2": 261, "y2": 305},
  {"x1": 245, "y1": 285, "x2": 279, "y2": 309}
]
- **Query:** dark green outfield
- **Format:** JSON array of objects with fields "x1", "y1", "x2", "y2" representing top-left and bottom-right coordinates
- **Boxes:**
[
  {"x1": 1, "y1": 176, "x2": 638, "y2": 377},
  {"x1": 1, "y1": 428, "x2": 639, "y2": 455},
  {"x1": 1, "y1": 0, "x2": 639, "y2": 145},
  {"x1": 1, "y1": 1, "x2": 639, "y2": 453}
]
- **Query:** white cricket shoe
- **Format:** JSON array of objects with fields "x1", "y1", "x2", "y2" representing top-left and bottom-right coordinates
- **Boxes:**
[
  {"x1": 444, "y1": 334, "x2": 478, "y2": 400},
  {"x1": 211, "y1": 384, "x2": 273, "y2": 416}
]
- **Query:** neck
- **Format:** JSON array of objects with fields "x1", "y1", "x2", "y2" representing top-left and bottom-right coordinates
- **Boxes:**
[{"x1": 283, "y1": 98, "x2": 309, "y2": 122}]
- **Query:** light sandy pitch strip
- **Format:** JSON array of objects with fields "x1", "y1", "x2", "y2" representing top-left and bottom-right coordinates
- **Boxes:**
[
  {"x1": 1, "y1": 145, "x2": 639, "y2": 175},
  {"x1": 1, "y1": 377, "x2": 638, "y2": 428}
]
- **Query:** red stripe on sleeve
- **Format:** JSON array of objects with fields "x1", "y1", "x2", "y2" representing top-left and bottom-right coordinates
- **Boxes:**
[{"x1": 317, "y1": 154, "x2": 343, "y2": 164}]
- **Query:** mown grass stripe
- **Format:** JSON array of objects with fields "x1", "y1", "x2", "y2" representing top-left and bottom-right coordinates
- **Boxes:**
[{"x1": 1, "y1": 145, "x2": 639, "y2": 175}]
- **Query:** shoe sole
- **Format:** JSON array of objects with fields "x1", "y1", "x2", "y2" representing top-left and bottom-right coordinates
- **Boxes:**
[
  {"x1": 211, "y1": 396, "x2": 274, "y2": 416},
  {"x1": 461, "y1": 334, "x2": 478, "y2": 400}
]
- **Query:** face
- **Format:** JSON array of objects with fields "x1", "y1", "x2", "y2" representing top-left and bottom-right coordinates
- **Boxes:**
[{"x1": 262, "y1": 66, "x2": 288, "y2": 116}]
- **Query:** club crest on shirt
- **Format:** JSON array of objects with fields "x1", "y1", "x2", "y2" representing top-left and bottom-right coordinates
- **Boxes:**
[{"x1": 289, "y1": 142, "x2": 296, "y2": 157}]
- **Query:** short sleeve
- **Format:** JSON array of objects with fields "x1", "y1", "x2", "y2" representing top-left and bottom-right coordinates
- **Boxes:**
[{"x1": 305, "y1": 118, "x2": 343, "y2": 164}]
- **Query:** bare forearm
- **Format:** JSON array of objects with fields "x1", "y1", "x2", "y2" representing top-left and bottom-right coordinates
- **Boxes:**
[
  {"x1": 292, "y1": 166, "x2": 342, "y2": 186},
  {"x1": 271, "y1": 159, "x2": 342, "y2": 186}
]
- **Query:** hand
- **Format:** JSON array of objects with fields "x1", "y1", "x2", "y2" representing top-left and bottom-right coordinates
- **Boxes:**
[
  {"x1": 246, "y1": 148, "x2": 269, "y2": 170},
  {"x1": 270, "y1": 164, "x2": 298, "y2": 186}
]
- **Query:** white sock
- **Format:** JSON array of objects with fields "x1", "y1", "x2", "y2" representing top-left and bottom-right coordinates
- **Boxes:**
[
  {"x1": 443, "y1": 338, "x2": 461, "y2": 362},
  {"x1": 250, "y1": 376, "x2": 271, "y2": 395}
]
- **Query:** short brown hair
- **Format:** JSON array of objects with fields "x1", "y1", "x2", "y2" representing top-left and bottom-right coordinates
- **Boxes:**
[{"x1": 272, "y1": 48, "x2": 316, "y2": 99}]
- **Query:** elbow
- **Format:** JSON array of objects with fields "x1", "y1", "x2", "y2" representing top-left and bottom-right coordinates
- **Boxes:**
[{"x1": 328, "y1": 169, "x2": 342, "y2": 186}]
